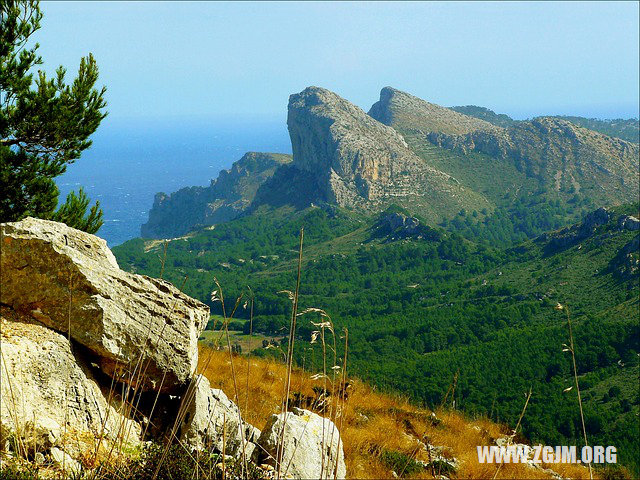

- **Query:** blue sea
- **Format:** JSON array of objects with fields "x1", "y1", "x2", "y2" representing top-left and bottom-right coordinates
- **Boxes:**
[{"x1": 56, "y1": 117, "x2": 292, "y2": 247}]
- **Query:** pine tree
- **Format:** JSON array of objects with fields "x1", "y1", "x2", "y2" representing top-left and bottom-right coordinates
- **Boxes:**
[{"x1": 1, "y1": 0, "x2": 106, "y2": 233}]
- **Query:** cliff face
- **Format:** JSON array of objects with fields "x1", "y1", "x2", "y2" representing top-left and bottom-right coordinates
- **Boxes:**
[
  {"x1": 369, "y1": 86, "x2": 500, "y2": 135},
  {"x1": 287, "y1": 86, "x2": 419, "y2": 205},
  {"x1": 427, "y1": 116, "x2": 640, "y2": 204},
  {"x1": 282, "y1": 86, "x2": 489, "y2": 218},
  {"x1": 141, "y1": 152, "x2": 291, "y2": 238}
]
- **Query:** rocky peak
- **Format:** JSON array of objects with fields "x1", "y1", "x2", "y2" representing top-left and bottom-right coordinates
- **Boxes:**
[
  {"x1": 288, "y1": 86, "x2": 414, "y2": 195},
  {"x1": 369, "y1": 86, "x2": 501, "y2": 135},
  {"x1": 287, "y1": 86, "x2": 453, "y2": 209}
]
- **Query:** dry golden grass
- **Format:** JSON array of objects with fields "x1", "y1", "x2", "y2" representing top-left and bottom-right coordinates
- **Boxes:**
[{"x1": 197, "y1": 346, "x2": 597, "y2": 479}]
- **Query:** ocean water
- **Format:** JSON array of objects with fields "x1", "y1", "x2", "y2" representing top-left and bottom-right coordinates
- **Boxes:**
[{"x1": 56, "y1": 117, "x2": 292, "y2": 247}]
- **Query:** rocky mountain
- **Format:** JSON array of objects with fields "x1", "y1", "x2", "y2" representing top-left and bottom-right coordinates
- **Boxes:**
[
  {"x1": 266, "y1": 86, "x2": 489, "y2": 219},
  {"x1": 372, "y1": 88, "x2": 638, "y2": 206},
  {"x1": 140, "y1": 85, "x2": 638, "y2": 240},
  {"x1": 369, "y1": 86, "x2": 500, "y2": 135},
  {"x1": 141, "y1": 152, "x2": 291, "y2": 238}
]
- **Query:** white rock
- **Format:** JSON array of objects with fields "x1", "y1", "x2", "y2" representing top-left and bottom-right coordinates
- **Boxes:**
[
  {"x1": 178, "y1": 374, "x2": 254, "y2": 458},
  {"x1": 50, "y1": 447, "x2": 82, "y2": 476},
  {"x1": 0, "y1": 311, "x2": 142, "y2": 455},
  {"x1": 254, "y1": 407, "x2": 346, "y2": 480},
  {"x1": 0, "y1": 217, "x2": 209, "y2": 393}
]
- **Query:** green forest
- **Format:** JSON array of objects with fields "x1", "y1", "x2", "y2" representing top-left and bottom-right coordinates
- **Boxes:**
[{"x1": 113, "y1": 201, "x2": 640, "y2": 474}]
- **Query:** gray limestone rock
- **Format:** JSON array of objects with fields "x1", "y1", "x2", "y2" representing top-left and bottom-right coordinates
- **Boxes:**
[
  {"x1": 254, "y1": 407, "x2": 346, "y2": 480},
  {"x1": 1, "y1": 217, "x2": 209, "y2": 393}
]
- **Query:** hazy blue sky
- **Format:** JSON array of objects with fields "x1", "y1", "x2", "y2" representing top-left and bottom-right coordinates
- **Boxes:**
[{"x1": 38, "y1": 1, "x2": 639, "y2": 122}]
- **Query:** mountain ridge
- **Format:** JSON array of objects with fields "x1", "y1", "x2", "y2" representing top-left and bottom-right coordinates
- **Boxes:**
[
  {"x1": 139, "y1": 85, "x2": 639, "y2": 242},
  {"x1": 369, "y1": 86, "x2": 501, "y2": 135},
  {"x1": 278, "y1": 86, "x2": 489, "y2": 219},
  {"x1": 450, "y1": 104, "x2": 640, "y2": 143},
  {"x1": 141, "y1": 151, "x2": 291, "y2": 238}
]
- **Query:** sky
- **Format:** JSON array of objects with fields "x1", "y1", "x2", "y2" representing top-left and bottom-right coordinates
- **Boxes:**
[{"x1": 38, "y1": 1, "x2": 639, "y2": 123}]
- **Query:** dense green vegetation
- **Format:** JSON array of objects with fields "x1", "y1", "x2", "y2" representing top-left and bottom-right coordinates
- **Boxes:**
[
  {"x1": 0, "y1": 0, "x2": 106, "y2": 232},
  {"x1": 114, "y1": 202, "x2": 640, "y2": 474}
]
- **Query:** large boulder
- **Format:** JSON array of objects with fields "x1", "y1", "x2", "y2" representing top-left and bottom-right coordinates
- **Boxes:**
[
  {"x1": 0, "y1": 218, "x2": 209, "y2": 393},
  {"x1": 254, "y1": 407, "x2": 346, "y2": 480},
  {"x1": 0, "y1": 307, "x2": 142, "y2": 457},
  {"x1": 177, "y1": 374, "x2": 256, "y2": 458}
]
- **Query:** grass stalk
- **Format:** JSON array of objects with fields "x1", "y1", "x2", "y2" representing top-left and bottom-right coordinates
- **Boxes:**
[
  {"x1": 491, "y1": 387, "x2": 532, "y2": 480},
  {"x1": 276, "y1": 227, "x2": 304, "y2": 480},
  {"x1": 560, "y1": 303, "x2": 593, "y2": 480}
]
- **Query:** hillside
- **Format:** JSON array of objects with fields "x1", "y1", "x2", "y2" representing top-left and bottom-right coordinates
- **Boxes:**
[
  {"x1": 141, "y1": 152, "x2": 292, "y2": 238},
  {"x1": 113, "y1": 204, "x2": 640, "y2": 475},
  {"x1": 197, "y1": 346, "x2": 594, "y2": 479}
]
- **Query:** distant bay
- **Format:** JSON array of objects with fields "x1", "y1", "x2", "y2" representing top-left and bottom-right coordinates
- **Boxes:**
[{"x1": 56, "y1": 116, "x2": 292, "y2": 246}]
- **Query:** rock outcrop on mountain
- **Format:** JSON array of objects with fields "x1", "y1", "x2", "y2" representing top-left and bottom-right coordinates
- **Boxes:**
[
  {"x1": 541, "y1": 206, "x2": 612, "y2": 250},
  {"x1": 369, "y1": 86, "x2": 500, "y2": 135},
  {"x1": 141, "y1": 152, "x2": 292, "y2": 238},
  {"x1": 281, "y1": 86, "x2": 489, "y2": 219},
  {"x1": 426, "y1": 116, "x2": 639, "y2": 204}
]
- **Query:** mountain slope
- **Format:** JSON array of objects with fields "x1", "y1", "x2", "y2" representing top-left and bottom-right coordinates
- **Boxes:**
[
  {"x1": 141, "y1": 152, "x2": 291, "y2": 238},
  {"x1": 370, "y1": 87, "x2": 638, "y2": 207},
  {"x1": 427, "y1": 116, "x2": 639, "y2": 205}
]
